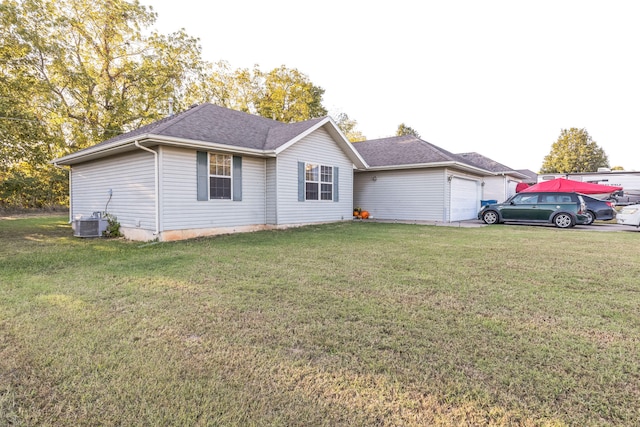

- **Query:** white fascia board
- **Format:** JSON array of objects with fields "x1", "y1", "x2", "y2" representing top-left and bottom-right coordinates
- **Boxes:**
[
  {"x1": 274, "y1": 117, "x2": 369, "y2": 169},
  {"x1": 148, "y1": 135, "x2": 272, "y2": 157},
  {"x1": 324, "y1": 117, "x2": 369, "y2": 169},
  {"x1": 53, "y1": 138, "x2": 141, "y2": 165},
  {"x1": 273, "y1": 117, "x2": 331, "y2": 154},
  {"x1": 358, "y1": 161, "x2": 493, "y2": 176},
  {"x1": 498, "y1": 170, "x2": 531, "y2": 180},
  {"x1": 53, "y1": 134, "x2": 272, "y2": 165}
]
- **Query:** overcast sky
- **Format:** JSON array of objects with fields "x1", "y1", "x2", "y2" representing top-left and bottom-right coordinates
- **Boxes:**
[{"x1": 149, "y1": 0, "x2": 640, "y2": 172}]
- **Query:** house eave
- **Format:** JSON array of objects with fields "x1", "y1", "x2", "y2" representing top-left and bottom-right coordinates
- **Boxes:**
[
  {"x1": 357, "y1": 161, "x2": 493, "y2": 175},
  {"x1": 148, "y1": 135, "x2": 273, "y2": 157},
  {"x1": 487, "y1": 170, "x2": 531, "y2": 180},
  {"x1": 53, "y1": 137, "x2": 143, "y2": 165},
  {"x1": 52, "y1": 134, "x2": 274, "y2": 165}
]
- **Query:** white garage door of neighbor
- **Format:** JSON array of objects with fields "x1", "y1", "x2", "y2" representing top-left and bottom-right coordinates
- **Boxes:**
[
  {"x1": 507, "y1": 180, "x2": 518, "y2": 199},
  {"x1": 451, "y1": 177, "x2": 479, "y2": 221}
]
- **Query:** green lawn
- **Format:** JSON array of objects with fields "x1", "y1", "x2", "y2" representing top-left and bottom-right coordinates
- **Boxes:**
[{"x1": 1, "y1": 216, "x2": 639, "y2": 426}]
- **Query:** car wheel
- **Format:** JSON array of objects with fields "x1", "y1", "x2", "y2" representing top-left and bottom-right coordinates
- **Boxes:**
[
  {"x1": 554, "y1": 213, "x2": 574, "y2": 228},
  {"x1": 583, "y1": 210, "x2": 595, "y2": 225},
  {"x1": 482, "y1": 210, "x2": 499, "y2": 225}
]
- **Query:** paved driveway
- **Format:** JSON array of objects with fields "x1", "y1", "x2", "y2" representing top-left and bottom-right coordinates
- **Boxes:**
[
  {"x1": 574, "y1": 222, "x2": 639, "y2": 232},
  {"x1": 474, "y1": 220, "x2": 639, "y2": 232},
  {"x1": 370, "y1": 219, "x2": 639, "y2": 232}
]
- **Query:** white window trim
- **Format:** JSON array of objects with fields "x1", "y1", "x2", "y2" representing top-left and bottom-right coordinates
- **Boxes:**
[
  {"x1": 305, "y1": 162, "x2": 333, "y2": 201},
  {"x1": 209, "y1": 153, "x2": 233, "y2": 200}
]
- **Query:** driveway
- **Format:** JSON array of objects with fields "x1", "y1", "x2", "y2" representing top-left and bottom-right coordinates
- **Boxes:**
[
  {"x1": 475, "y1": 220, "x2": 638, "y2": 232},
  {"x1": 369, "y1": 218, "x2": 639, "y2": 232},
  {"x1": 574, "y1": 222, "x2": 639, "y2": 232}
]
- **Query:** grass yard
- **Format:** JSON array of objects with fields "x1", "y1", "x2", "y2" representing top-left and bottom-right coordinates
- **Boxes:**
[{"x1": 1, "y1": 216, "x2": 639, "y2": 426}]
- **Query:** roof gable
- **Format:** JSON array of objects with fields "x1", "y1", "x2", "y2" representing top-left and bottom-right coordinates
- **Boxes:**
[
  {"x1": 456, "y1": 152, "x2": 515, "y2": 173},
  {"x1": 53, "y1": 103, "x2": 366, "y2": 168},
  {"x1": 91, "y1": 103, "x2": 283, "y2": 151},
  {"x1": 264, "y1": 117, "x2": 325, "y2": 150}
]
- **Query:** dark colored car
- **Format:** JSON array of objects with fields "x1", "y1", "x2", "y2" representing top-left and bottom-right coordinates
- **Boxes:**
[
  {"x1": 478, "y1": 192, "x2": 588, "y2": 228},
  {"x1": 609, "y1": 190, "x2": 640, "y2": 206},
  {"x1": 580, "y1": 194, "x2": 616, "y2": 225}
]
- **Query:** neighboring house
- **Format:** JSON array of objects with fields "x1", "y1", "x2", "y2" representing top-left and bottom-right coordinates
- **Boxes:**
[
  {"x1": 537, "y1": 169, "x2": 640, "y2": 190},
  {"x1": 456, "y1": 152, "x2": 530, "y2": 202},
  {"x1": 537, "y1": 169, "x2": 640, "y2": 204},
  {"x1": 352, "y1": 136, "x2": 526, "y2": 222},
  {"x1": 53, "y1": 103, "x2": 367, "y2": 241},
  {"x1": 516, "y1": 169, "x2": 538, "y2": 185}
]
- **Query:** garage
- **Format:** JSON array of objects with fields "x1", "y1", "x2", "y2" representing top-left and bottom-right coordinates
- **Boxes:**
[{"x1": 450, "y1": 177, "x2": 479, "y2": 221}]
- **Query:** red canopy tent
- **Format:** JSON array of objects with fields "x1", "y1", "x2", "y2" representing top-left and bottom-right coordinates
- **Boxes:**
[
  {"x1": 515, "y1": 182, "x2": 531, "y2": 193},
  {"x1": 520, "y1": 177, "x2": 622, "y2": 195}
]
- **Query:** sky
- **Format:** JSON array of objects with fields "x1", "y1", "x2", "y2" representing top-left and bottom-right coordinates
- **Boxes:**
[{"x1": 148, "y1": 0, "x2": 640, "y2": 172}]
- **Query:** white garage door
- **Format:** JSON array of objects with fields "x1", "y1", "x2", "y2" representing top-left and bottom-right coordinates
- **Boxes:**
[
  {"x1": 451, "y1": 177, "x2": 479, "y2": 221},
  {"x1": 507, "y1": 180, "x2": 518, "y2": 199}
]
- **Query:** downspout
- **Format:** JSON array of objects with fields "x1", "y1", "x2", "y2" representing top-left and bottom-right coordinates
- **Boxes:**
[
  {"x1": 446, "y1": 174, "x2": 453, "y2": 222},
  {"x1": 502, "y1": 172, "x2": 507, "y2": 201},
  {"x1": 134, "y1": 140, "x2": 160, "y2": 236},
  {"x1": 53, "y1": 162, "x2": 72, "y2": 223}
]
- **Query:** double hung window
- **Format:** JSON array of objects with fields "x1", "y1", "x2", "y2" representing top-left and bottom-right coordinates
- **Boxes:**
[
  {"x1": 196, "y1": 151, "x2": 242, "y2": 201},
  {"x1": 305, "y1": 163, "x2": 333, "y2": 201},
  {"x1": 209, "y1": 154, "x2": 232, "y2": 199}
]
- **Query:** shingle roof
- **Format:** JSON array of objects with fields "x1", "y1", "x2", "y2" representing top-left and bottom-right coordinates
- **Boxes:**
[
  {"x1": 351, "y1": 135, "x2": 471, "y2": 167},
  {"x1": 85, "y1": 103, "x2": 326, "y2": 152},
  {"x1": 456, "y1": 152, "x2": 516, "y2": 173},
  {"x1": 264, "y1": 117, "x2": 325, "y2": 150},
  {"x1": 54, "y1": 103, "x2": 370, "y2": 167},
  {"x1": 516, "y1": 169, "x2": 539, "y2": 183}
]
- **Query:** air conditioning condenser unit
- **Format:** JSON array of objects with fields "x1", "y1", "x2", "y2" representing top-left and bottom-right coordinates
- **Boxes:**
[{"x1": 73, "y1": 214, "x2": 108, "y2": 238}]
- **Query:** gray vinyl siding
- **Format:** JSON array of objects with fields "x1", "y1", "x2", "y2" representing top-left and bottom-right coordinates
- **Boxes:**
[
  {"x1": 266, "y1": 158, "x2": 277, "y2": 224},
  {"x1": 71, "y1": 151, "x2": 155, "y2": 230},
  {"x1": 161, "y1": 146, "x2": 266, "y2": 230},
  {"x1": 482, "y1": 176, "x2": 510, "y2": 203},
  {"x1": 354, "y1": 169, "x2": 446, "y2": 221},
  {"x1": 276, "y1": 128, "x2": 354, "y2": 225}
]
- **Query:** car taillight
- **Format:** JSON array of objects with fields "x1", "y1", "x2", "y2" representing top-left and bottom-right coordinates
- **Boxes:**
[{"x1": 606, "y1": 201, "x2": 613, "y2": 207}]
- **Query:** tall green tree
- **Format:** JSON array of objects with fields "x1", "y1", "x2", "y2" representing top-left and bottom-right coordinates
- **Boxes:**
[
  {"x1": 184, "y1": 61, "x2": 257, "y2": 114},
  {"x1": 187, "y1": 63, "x2": 328, "y2": 123},
  {"x1": 1, "y1": 1, "x2": 335, "y2": 209},
  {"x1": 254, "y1": 65, "x2": 327, "y2": 122},
  {"x1": 0, "y1": 0, "x2": 204, "y2": 208},
  {"x1": 334, "y1": 112, "x2": 366, "y2": 142},
  {"x1": 396, "y1": 123, "x2": 420, "y2": 138},
  {"x1": 1, "y1": 0, "x2": 204, "y2": 154},
  {"x1": 540, "y1": 128, "x2": 609, "y2": 173}
]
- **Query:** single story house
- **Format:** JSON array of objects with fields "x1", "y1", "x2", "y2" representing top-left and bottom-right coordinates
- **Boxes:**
[
  {"x1": 53, "y1": 103, "x2": 367, "y2": 241},
  {"x1": 352, "y1": 136, "x2": 527, "y2": 222}
]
